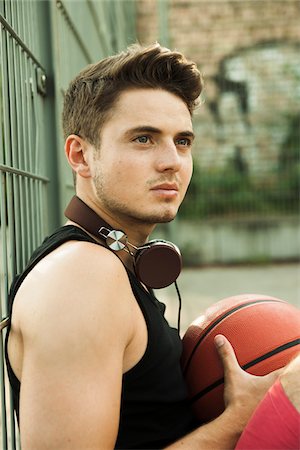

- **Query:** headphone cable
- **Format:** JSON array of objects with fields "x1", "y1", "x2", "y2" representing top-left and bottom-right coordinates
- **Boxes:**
[{"x1": 174, "y1": 280, "x2": 182, "y2": 336}]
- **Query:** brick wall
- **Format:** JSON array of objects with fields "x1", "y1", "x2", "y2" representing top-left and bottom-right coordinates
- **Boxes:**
[
  {"x1": 136, "y1": 0, "x2": 300, "y2": 177},
  {"x1": 137, "y1": 1, "x2": 299, "y2": 75}
]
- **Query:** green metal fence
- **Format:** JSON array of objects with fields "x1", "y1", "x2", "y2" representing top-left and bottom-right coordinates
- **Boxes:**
[
  {"x1": 51, "y1": 0, "x2": 136, "y2": 221},
  {"x1": 0, "y1": 2, "x2": 50, "y2": 447},
  {"x1": 0, "y1": 1, "x2": 136, "y2": 448}
]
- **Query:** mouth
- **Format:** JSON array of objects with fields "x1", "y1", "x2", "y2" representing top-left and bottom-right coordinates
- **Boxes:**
[{"x1": 150, "y1": 183, "x2": 179, "y2": 198}]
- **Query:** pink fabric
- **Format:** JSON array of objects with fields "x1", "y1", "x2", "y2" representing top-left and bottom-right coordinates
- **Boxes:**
[{"x1": 235, "y1": 379, "x2": 300, "y2": 450}]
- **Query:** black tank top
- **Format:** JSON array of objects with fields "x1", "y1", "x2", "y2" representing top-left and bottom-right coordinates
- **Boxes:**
[{"x1": 5, "y1": 226, "x2": 197, "y2": 449}]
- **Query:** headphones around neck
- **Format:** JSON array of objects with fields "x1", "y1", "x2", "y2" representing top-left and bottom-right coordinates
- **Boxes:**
[{"x1": 64, "y1": 196, "x2": 182, "y2": 289}]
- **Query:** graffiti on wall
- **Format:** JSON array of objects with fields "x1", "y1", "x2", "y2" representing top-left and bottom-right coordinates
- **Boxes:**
[{"x1": 195, "y1": 42, "x2": 300, "y2": 175}]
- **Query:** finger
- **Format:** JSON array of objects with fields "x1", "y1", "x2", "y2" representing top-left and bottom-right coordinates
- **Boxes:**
[{"x1": 214, "y1": 334, "x2": 241, "y2": 376}]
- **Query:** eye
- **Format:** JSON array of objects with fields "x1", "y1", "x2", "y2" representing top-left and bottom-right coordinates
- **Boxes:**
[
  {"x1": 134, "y1": 135, "x2": 150, "y2": 144},
  {"x1": 176, "y1": 137, "x2": 192, "y2": 147}
]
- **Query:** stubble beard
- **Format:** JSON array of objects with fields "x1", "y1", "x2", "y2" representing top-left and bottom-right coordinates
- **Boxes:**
[{"x1": 94, "y1": 173, "x2": 178, "y2": 226}]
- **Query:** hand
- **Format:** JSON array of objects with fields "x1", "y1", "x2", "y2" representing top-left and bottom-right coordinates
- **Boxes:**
[{"x1": 214, "y1": 334, "x2": 282, "y2": 430}]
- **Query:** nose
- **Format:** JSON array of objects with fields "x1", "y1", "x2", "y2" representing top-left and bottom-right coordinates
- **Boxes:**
[{"x1": 155, "y1": 140, "x2": 181, "y2": 173}]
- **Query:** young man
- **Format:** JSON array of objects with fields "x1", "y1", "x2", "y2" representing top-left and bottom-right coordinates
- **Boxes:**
[{"x1": 5, "y1": 43, "x2": 282, "y2": 449}]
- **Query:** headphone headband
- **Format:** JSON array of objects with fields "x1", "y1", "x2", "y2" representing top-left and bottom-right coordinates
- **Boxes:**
[
  {"x1": 64, "y1": 196, "x2": 182, "y2": 289},
  {"x1": 65, "y1": 196, "x2": 113, "y2": 237}
]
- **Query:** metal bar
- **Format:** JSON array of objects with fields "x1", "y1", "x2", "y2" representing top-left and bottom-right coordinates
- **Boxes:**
[
  {"x1": 0, "y1": 26, "x2": 4, "y2": 167},
  {"x1": 5, "y1": 172, "x2": 16, "y2": 301},
  {"x1": 27, "y1": 62, "x2": 34, "y2": 172},
  {"x1": 13, "y1": 26, "x2": 21, "y2": 170},
  {"x1": 31, "y1": 180, "x2": 36, "y2": 249},
  {"x1": 123, "y1": 0, "x2": 136, "y2": 44},
  {"x1": 0, "y1": 13, "x2": 45, "y2": 71},
  {"x1": 22, "y1": 47, "x2": 29, "y2": 263},
  {"x1": 0, "y1": 164, "x2": 49, "y2": 182},
  {"x1": 37, "y1": 180, "x2": 42, "y2": 244},
  {"x1": 20, "y1": 48, "x2": 29, "y2": 266},
  {"x1": 158, "y1": 0, "x2": 170, "y2": 48},
  {"x1": 19, "y1": 176, "x2": 26, "y2": 271},
  {"x1": 10, "y1": 0, "x2": 17, "y2": 31},
  {"x1": 17, "y1": 0, "x2": 24, "y2": 46},
  {"x1": 86, "y1": 0, "x2": 112, "y2": 56},
  {"x1": 9, "y1": 360, "x2": 17, "y2": 449},
  {"x1": 0, "y1": 330, "x2": 8, "y2": 450},
  {"x1": 14, "y1": 173, "x2": 22, "y2": 273},
  {"x1": 55, "y1": 0, "x2": 92, "y2": 63},
  {"x1": 24, "y1": 177, "x2": 30, "y2": 261},
  {"x1": 113, "y1": 1, "x2": 127, "y2": 52},
  {"x1": 33, "y1": 65, "x2": 39, "y2": 175},
  {"x1": 19, "y1": 32, "x2": 25, "y2": 172},
  {"x1": 0, "y1": 170, "x2": 9, "y2": 450},
  {"x1": 2, "y1": 27, "x2": 12, "y2": 168},
  {"x1": 29, "y1": 68, "x2": 38, "y2": 252},
  {"x1": 4, "y1": 171, "x2": 16, "y2": 450},
  {"x1": 26, "y1": 60, "x2": 34, "y2": 254},
  {"x1": 4, "y1": 0, "x2": 11, "y2": 27},
  {"x1": 0, "y1": 318, "x2": 9, "y2": 332},
  {"x1": 28, "y1": 0, "x2": 33, "y2": 54},
  {"x1": 14, "y1": 44, "x2": 23, "y2": 273},
  {"x1": 23, "y1": 49, "x2": 29, "y2": 173},
  {"x1": 7, "y1": 19, "x2": 16, "y2": 171}
]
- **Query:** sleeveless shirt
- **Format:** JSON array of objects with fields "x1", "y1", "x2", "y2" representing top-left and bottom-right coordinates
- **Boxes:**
[{"x1": 5, "y1": 226, "x2": 197, "y2": 449}]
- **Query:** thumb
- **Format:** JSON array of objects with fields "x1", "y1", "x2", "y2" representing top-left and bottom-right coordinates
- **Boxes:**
[{"x1": 214, "y1": 334, "x2": 241, "y2": 378}]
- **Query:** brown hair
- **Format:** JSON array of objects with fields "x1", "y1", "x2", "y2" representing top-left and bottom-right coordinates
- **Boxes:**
[{"x1": 62, "y1": 43, "x2": 203, "y2": 147}]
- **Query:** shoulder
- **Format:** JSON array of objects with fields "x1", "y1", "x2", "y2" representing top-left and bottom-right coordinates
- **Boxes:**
[
  {"x1": 9, "y1": 240, "x2": 136, "y2": 448},
  {"x1": 13, "y1": 239, "x2": 136, "y2": 358}
]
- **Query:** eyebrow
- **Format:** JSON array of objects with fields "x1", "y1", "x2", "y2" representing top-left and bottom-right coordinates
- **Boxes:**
[{"x1": 123, "y1": 126, "x2": 195, "y2": 141}]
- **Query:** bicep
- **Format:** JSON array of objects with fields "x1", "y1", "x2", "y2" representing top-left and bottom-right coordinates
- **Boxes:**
[
  {"x1": 16, "y1": 243, "x2": 134, "y2": 449},
  {"x1": 20, "y1": 340, "x2": 123, "y2": 450},
  {"x1": 20, "y1": 334, "x2": 124, "y2": 450}
]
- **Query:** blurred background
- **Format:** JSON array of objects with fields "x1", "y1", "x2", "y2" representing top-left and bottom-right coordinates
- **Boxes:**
[{"x1": 0, "y1": 1, "x2": 299, "y2": 448}]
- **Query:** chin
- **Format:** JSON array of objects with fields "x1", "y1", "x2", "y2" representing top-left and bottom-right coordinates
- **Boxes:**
[
  {"x1": 135, "y1": 212, "x2": 176, "y2": 225},
  {"x1": 132, "y1": 205, "x2": 179, "y2": 224},
  {"x1": 156, "y1": 210, "x2": 178, "y2": 223}
]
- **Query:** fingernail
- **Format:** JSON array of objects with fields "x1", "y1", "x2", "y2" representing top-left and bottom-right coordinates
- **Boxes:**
[{"x1": 215, "y1": 335, "x2": 224, "y2": 348}]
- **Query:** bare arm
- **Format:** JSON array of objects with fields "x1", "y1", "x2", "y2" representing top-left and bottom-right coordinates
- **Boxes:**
[
  {"x1": 11, "y1": 240, "x2": 282, "y2": 450},
  {"x1": 280, "y1": 352, "x2": 300, "y2": 412},
  {"x1": 165, "y1": 335, "x2": 281, "y2": 450},
  {"x1": 12, "y1": 242, "x2": 136, "y2": 450}
]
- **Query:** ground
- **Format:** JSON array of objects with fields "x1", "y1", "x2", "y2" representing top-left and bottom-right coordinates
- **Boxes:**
[{"x1": 157, "y1": 263, "x2": 300, "y2": 335}]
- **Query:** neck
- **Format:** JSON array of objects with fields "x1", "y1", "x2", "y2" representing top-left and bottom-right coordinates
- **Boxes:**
[
  {"x1": 77, "y1": 192, "x2": 156, "y2": 246},
  {"x1": 64, "y1": 194, "x2": 155, "y2": 271}
]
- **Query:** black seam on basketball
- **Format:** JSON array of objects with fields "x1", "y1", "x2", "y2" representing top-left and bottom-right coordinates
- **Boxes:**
[
  {"x1": 190, "y1": 338, "x2": 300, "y2": 404},
  {"x1": 183, "y1": 299, "x2": 284, "y2": 375},
  {"x1": 242, "y1": 338, "x2": 300, "y2": 370}
]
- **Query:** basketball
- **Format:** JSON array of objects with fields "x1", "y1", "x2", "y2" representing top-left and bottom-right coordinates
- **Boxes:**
[{"x1": 181, "y1": 294, "x2": 300, "y2": 423}]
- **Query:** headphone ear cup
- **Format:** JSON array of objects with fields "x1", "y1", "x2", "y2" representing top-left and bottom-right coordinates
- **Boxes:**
[{"x1": 134, "y1": 241, "x2": 182, "y2": 289}]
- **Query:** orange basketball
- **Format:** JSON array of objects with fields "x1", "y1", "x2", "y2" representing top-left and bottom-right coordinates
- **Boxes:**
[{"x1": 181, "y1": 294, "x2": 300, "y2": 424}]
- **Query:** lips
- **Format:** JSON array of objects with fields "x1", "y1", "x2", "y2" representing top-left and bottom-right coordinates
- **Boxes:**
[
  {"x1": 151, "y1": 183, "x2": 179, "y2": 191},
  {"x1": 150, "y1": 183, "x2": 179, "y2": 199}
]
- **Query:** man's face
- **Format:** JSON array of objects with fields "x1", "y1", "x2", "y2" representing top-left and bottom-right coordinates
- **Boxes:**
[{"x1": 91, "y1": 88, "x2": 194, "y2": 227}]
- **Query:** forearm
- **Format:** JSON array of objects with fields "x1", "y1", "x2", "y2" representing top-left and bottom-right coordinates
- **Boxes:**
[
  {"x1": 165, "y1": 334, "x2": 285, "y2": 450},
  {"x1": 165, "y1": 408, "x2": 242, "y2": 450}
]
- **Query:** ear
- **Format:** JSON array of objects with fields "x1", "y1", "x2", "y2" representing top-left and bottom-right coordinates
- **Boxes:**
[{"x1": 65, "y1": 134, "x2": 92, "y2": 178}]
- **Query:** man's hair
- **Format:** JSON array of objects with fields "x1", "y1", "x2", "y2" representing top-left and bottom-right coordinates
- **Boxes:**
[{"x1": 62, "y1": 42, "x2": 203, "y2": 147}]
